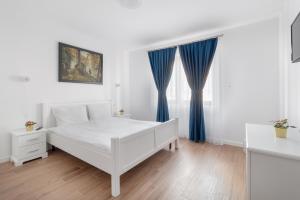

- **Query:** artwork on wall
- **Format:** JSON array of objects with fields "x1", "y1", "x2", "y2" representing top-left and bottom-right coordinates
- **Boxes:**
[{"x1": 58, "y1": 42, "x2": 103, "y2": 84}]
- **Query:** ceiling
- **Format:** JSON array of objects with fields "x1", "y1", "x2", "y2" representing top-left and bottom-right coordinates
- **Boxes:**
[{"x1": 2, "y1": 0, "x2": 283, "y2": 48}]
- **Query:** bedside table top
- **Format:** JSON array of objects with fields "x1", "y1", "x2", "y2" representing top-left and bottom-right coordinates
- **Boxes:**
[{"x1": 11, "y1": 128, "x2": 47, "y2": 136}]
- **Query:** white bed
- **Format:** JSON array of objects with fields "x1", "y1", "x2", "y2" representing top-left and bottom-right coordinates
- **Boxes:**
[{"x1": 42, "y1": 101, "x2": 179, "y2": 197}]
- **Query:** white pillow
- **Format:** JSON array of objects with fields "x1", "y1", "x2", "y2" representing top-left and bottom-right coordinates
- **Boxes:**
[
  {"x1": 87, "y1": 103, "x2": 111, "y2": 120},
  {"x1": 52, "y1": 105, "x2": 89, "y2": 126}
]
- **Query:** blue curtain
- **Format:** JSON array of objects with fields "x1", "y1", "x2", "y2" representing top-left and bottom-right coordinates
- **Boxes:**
[
  {"x1": 148, "y1": 47, "x2": 177, "y2": 122},
  {"x1": 179, "y1": 38, "x2": 218, "y2": 142}
]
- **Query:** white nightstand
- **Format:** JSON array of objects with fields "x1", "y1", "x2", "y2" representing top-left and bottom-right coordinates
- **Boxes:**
[
  {"x1": 113, "y1": 114, "x2": 131, "y2": 119},
  {"x1": 11, "y1": 128, "x2": 48, "y2": 166}
]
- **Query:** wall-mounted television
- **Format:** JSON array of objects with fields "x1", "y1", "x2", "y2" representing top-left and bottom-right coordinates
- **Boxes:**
[{"x1": 292, "y1": 12, "x2": 300, "y2": 63}]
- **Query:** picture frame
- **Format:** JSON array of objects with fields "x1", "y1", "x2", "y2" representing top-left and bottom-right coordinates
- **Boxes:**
[{"x1": 58, "y1": 42, "x2": 103, "y2": 84}]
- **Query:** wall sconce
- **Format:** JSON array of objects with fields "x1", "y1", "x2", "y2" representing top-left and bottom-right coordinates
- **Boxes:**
[{"x1": 10, "y1": 75, "x2": 31, "y2": 83}]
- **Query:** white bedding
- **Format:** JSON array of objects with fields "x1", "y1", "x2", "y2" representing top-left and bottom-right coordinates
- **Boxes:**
[{"x1": 48, "y1": 117, "x2": 161, "y2": 154}]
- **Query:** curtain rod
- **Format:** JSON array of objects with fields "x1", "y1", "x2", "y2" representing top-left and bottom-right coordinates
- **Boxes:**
[{"x1": 147, "y1": 33, "x2": 224, "y2": 52}]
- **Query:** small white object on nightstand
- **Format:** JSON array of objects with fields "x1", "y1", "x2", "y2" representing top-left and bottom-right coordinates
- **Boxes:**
[
  {"x1": 11, "y1": 128, "x2": 48, "y2": 166},
  {"x1": 113, "y1": 114, "x2": 131, "y2": 119}
]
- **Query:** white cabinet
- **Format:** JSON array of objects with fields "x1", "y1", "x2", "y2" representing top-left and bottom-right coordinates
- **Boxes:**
[
  {"x1": 11, "y1": 128, "x2": 48, "y2": 166},
  {"x1": 246, "y1": 124, "x2": 300, "y2": 200}
]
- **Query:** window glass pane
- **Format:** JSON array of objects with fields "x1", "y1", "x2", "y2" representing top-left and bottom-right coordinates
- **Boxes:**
[
  {"x1": 203, "y1": 70, "x2": 212, "y2": 102},
  {"x1": 167, "y1": 66, "x2": 176, "y2": 101},
  {"x1": 181, "y1": 69, "x2": 191, "y2": 101},
  {"x1": 166, "y1": 53, "x2": 213, "y2": 102}
]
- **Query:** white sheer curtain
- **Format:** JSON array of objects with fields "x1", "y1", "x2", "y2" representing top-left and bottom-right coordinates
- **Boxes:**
[{"x1": 166, "y1": 40, "x2": 223, "y2": 144}]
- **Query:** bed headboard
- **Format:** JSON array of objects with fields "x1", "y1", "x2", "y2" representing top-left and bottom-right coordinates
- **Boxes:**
[{"x1": 42, "y1": 100, "x2": 112, "y2": 128}]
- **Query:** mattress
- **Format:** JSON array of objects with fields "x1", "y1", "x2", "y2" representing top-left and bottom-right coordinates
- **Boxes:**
[{"x1": 48, "y1": 117, "x2": 161, "y2": 154}]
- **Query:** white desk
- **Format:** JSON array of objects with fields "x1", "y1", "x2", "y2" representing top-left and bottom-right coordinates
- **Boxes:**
[{"x1": 246, "y1": 124, "x2": 300, "y2": 200}]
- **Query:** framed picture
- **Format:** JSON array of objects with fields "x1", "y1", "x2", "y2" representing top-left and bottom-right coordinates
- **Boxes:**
[{"x1": 58, "y1": 42, "x2": 103, "y2": 84}]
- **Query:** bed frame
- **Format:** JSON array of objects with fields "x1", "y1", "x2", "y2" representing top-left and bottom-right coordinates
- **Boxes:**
[{"x1": 42, "y1": 101, "x2": 179, "y2": 197}]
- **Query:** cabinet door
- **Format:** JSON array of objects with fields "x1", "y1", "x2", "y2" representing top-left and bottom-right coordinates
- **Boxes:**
[{"x1": 250, "y1": 152, "x2": 300, "y2": 200}]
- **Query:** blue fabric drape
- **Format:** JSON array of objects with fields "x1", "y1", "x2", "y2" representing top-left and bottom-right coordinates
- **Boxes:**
[
  {"x1": 148, "y1": 47, "x2": 177, "y2": 122},
  {"x1": 179, "y1": 38, "x2": 218, "y2": 142}
]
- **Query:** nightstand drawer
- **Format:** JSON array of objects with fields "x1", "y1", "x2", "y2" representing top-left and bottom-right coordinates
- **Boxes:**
[
  {"x1": 17, "y1": 143, "x2": 45, "y2": 159},
  {"x1": 18, "y1": 133, "x2": 45, "y2": 147}
]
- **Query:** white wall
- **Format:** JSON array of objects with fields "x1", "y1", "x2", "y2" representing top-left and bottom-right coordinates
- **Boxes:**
[
  {"x1": 221, "y1": 19, "x2": 279, "y2": 144},
  {"x1": 0, "y1": 4, "x2": 122, "y2": 162},
  {"x1": 285, "y1": 0, "x2": 300, "y2": 126},
  {"x1": 128, "y1": 51, "x2": 155, "y2": 121},
  {"x1": 127, "y1": 18, "x2": 280, "y2": 145}
]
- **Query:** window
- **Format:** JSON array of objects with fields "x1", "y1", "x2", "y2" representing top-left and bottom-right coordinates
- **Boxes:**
[{"x1": 167, "y1": 51, "x2": 213, "y2": 103}]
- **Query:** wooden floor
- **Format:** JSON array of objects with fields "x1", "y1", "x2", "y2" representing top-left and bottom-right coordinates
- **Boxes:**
[{"x1": 0, "y1": 139, "x2": 245, "y2": 200}]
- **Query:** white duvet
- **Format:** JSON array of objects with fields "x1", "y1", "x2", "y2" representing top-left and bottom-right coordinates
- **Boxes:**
[{"x1": 48, "y1": 117, "x2": 161, "y2": 153}]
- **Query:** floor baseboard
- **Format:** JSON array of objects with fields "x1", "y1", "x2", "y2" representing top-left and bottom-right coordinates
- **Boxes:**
[
  {"x1": 222, "y1": 139, "x2": 244, "y2": 147},
  {"x1": 205, "y1": 136, "x2": 244, "y2": 148},
  {"x1": 0, "y1": 156, "x2": 10, "y2": 164}
]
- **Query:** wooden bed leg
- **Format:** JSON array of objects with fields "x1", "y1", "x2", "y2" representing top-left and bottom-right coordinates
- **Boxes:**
[
  {"x1": 111, "y1": 174, "x2": 120, "y2": 197},
  {"x1": 175, "y1": 138, "x2": 179, "y2": 150}
]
